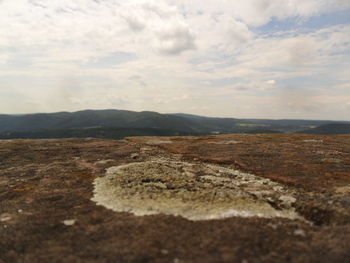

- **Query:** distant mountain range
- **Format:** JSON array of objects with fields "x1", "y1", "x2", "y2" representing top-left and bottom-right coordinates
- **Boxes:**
[
  {"x1": 0, "y1": 110, "x2": 193, "y2": 132},
  {"x1": 0, "y1": 127, "x2": 197, "y2": 140},
  {"x1": 298, "y1": 123, "x2": 350, "y2": 134},
  {"x1": 0, "y1": 109, "x2": 349, "y2": 139}
]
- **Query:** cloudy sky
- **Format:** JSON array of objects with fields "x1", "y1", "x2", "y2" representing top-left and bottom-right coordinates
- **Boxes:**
[{"x1": 1, "y1": 0, "x2": 350, "y2": 120}]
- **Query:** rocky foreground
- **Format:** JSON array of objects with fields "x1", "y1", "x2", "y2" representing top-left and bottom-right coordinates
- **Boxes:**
[{"x1": 1, "y1": 134, "x2": 350, "y2": 263}]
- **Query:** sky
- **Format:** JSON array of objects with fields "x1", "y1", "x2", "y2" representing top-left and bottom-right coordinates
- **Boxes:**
[{"x1": 0, "y1": 0, "x2": 350, "y2": 120}]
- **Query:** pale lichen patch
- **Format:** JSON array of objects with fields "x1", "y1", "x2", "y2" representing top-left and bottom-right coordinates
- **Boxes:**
[
  {"x1": 91, "y1": 160, "x2": 304, "y2": 221},
  {"x1": 146, "y1": 139, "x2": 174, "y2": 145},
  {"x1": 0, "y1": 214, "x2": 12, "y2": 222},
  {"x1": 303, "y1": 139, "x2": 324, "y2": 143},
  {"x1": 335, "y1": 185, "x2": 350, "y2": 194},
  {"x1": 209, "y1": 140, "x2": 242, "y2": 145},
  {"x1": 94, "y1": 159, "x2": 115, "y2": 165},
  {"x1": 63, "y1": 219, "x2": 76, "y2": 226}
]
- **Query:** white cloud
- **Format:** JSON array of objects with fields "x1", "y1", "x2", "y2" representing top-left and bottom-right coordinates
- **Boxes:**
[
  {"x1": 123, "y1": 12, "x2": 146, "y2": 32},
  {"x1": 154, "y1": 23, "x2": 195, "y2": 55},
  {"x1": 0, "y1": 0, "x2": 349, "y2": 119},
  {"x1": 229, "y1": 20, "x2": 254, "y2": 45},
  {"x1": 168, "y1": 0, "x2": 350, "y2": 26},
  {"x1": 332, "y1": 83, "x2": 350, "y2": 90}
]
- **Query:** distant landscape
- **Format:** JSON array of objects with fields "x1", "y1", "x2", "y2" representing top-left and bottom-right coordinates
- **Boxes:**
[{"x1": 0, "y1": 109, "x2": 349, "y2": 140}]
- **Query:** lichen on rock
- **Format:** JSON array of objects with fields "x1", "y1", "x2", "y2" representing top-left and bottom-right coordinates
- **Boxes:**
[{"x1": 91, "y1": 159, "x2": 303, "y2": 221}]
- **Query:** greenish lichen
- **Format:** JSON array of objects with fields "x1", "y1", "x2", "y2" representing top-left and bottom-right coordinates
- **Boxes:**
[{"x1": 91, "y1": 160, "x2": 303, "y2": 221}]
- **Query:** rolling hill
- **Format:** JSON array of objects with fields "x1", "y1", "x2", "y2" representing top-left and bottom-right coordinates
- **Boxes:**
[
  {"x1": 0, "y1": 110, "x2": 200, "y2": 133},
  {"x1": 299, "y1": 123, "x2": 350, "y2": 134},
  {"x1": 0, "y1": 109, "x2": 349, "y2": 140}
]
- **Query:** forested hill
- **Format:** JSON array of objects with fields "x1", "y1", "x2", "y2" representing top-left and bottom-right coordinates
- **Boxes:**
[
  {"x1": 1, "y1": 109, "x2": 349, "y2": 137},
  {"x1": 299, "y1": 123, "x2": 350, "y2": 134}
]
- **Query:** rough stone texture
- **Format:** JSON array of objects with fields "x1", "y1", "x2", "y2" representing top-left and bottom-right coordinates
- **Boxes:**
[
  {"x1": 1, "y1": 135, "x2": 350, "y2": 263},
  {"x1": 129, "y1": 134, "x2": 350, "y2": 190},
  {"x1": 91, "y1": 160, "x2": 301, "y2": 220}
]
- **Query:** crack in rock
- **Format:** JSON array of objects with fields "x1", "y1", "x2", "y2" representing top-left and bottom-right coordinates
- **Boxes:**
[{"x1": 91, "y1": 160, "x2": 304, "y2": 221}]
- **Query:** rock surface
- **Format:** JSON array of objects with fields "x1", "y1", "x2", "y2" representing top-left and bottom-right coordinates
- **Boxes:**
[
  {"x1": 1, "y1": 135, "x2": 350, "y2": 263},
  {"x1": 91, "y1": 160, "x2": 301, "y2": 221}
]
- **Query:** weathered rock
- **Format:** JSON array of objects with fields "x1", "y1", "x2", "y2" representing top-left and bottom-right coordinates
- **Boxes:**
[
  {"x1": 91, "y1": 160, "x2": 301, "y2": 221},
  {"x1": 0, "y1": 135, "x2": 350, "y2": 263}
]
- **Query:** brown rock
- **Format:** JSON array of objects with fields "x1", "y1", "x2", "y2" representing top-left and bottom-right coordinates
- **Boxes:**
[{"x1": 0, "y1": 136, "x2": 350, "y2": 263}]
